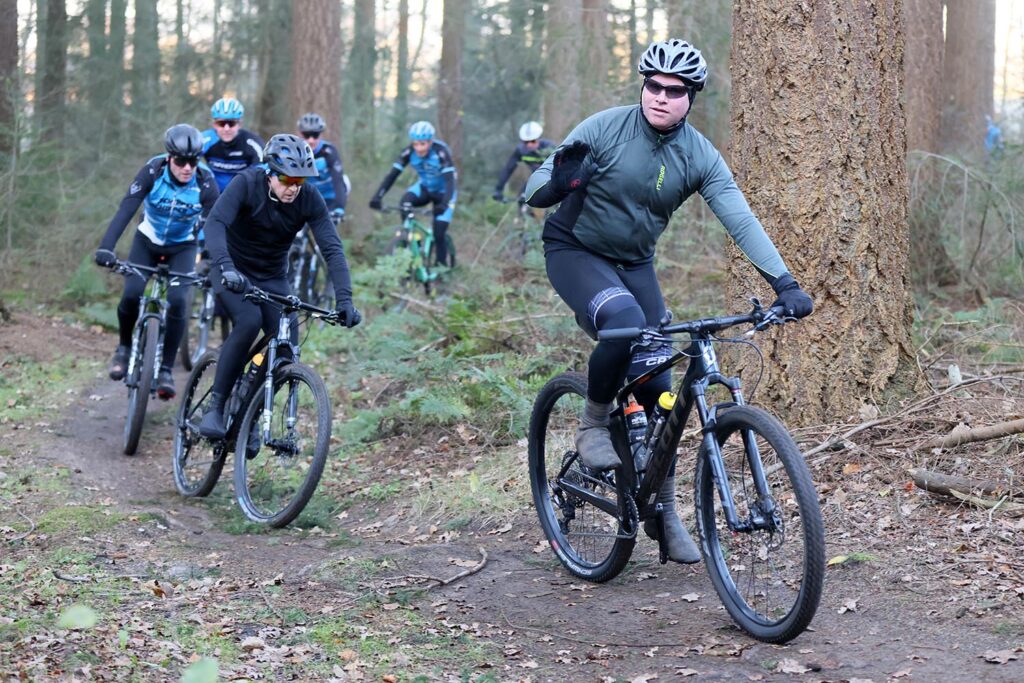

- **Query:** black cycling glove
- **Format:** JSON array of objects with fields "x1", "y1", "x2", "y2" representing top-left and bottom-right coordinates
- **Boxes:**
[
  {"x1": 770, "y1": 273, "x2": 813, "y2": 319},
  {"x1": 221, "y1": 269, "x2": 249, "y2": 294},
  {"x1": 550, "y1": 141, "x2": 592, "y2": 195},
  {"x1": 334, "y1": 300, "x2": 362, "y2": 328},
  {"x1": 94, "y1": 248, "x2": 117, "y2": 268}
]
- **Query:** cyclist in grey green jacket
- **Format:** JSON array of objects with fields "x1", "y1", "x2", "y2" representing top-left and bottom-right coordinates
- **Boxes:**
[{"x1": 526, "y1": 39, "x2": 813, "y2": 564}]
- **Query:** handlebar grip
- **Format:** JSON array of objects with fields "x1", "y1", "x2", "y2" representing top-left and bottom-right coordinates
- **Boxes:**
[{"x1": 597, "y1": 327, "x2": 643, "y2": 341}]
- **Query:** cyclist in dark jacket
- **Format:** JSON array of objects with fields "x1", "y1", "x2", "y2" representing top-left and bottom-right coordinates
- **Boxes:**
[
  {"x1": 201, "y1": 97, "x2": 265, "y2": 192},
  {"x1": 94, "y1": 124, "x2": 218, "y2": 400},
  {"x1": 369, "y1": 121, "x2": 457, "y2": 265},
  {"x1": 526, "y1": 39, "x2": 813, "y2": 564},
  {"x1": 492, "y1": 121, "x2": 555, "y2": 202},
  {"x1": 197, "y1": 134, "x2": 361, "y2": 439},
  {"x1": 296, "y1": 112, "x2": 348, "y2": 219}
]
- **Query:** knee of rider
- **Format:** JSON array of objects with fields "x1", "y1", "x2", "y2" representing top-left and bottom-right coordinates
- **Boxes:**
[
  {"x1": 167, "y1": 292, "x2": 189, "y2": 319},
  {"x1": 232, "y1": 310, "x2": 263, "y2": 340}
]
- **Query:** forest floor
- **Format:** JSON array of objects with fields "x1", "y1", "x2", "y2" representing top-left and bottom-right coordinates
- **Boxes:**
[{"x1": 2, "y1": 309, "x2": 1024, "y2": 682}]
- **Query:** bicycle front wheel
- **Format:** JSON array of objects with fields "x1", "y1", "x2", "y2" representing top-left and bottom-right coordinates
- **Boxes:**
[
  {"x1": 233, "y1": 362, "x2": 332, "y2": 527},
  {"x1": 123, "y1": 318, "x2": 158, "y2": 455},
  {"x1": 172, "y1": 351, "x2": 227, "y2": 497},
  {"x1": 528, "y1": 372, "x2": 635, "y2": 582},
  {"x1": 694, "y1": 405, "x2": 825, "y2": 643}
]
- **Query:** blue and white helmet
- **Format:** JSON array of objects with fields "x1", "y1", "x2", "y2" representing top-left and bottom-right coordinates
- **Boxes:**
[
  {"x1": 408, "y1": 121, "x2": 435, "y2": 141},
  {"x1": 211, "y1": 97, "x2": 244, "y2": 120}
]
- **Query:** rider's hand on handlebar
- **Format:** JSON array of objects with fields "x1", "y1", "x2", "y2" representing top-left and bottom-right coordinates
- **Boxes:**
[
  {"x1": 369, "y1": 195, "x2": 383, "y2": 211},
  {"x1": 94, "y1": 248, "x2": 117, "y2": 268},
  {"x1": 770, "y1": 273, "x2": 813, "y2": 319},
  {"x1": 334, "y1": 300, "x2": 362, "y2": 328},
  {"x1": 331, "y1": 207, "x2": 346, "y2": 222},
  {"x1": 221, "y1": 269, "x2": 249, "y2": 294},
  {"x1": 492, "y1": 191, "x2": 505, "y2": 202}
]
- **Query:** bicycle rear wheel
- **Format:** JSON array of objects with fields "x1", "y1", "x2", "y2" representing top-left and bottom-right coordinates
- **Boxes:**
[
  {"x1": 233, "y1": 362, "x2": 331, "y2": 527},
  {"x1": 694, "y1": 405, "x2": 825, "y2": 643},
  {"x1": 172, "y1": 351, "x2": 227, "y2": 497},
  {"x1": 123, "y1": 318, "x2": 158, "y2": 455},
  {"x1": 528, "y1": 372, "x2": 635, "y2": 582}
]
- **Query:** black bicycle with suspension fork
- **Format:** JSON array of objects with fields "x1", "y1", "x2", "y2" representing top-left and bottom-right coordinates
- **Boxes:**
[
  {"x1": 106, "y1": 259, "x2": 201, "y2": 456},
  {"x1": 172, "y1": 286, "x2": 341, "y2": 527},
  {"x1": 527, "y1": 300, "x2": 825, "y2": 643}
]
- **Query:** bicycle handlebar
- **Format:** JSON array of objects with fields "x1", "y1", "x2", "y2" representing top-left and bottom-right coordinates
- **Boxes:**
[
  {"x1": 377, "y1": 205, "x2": 433, "y2": 216},
  {"x1": 107, "y1": 259, "x2": 203, "y2": 285},
  {"x1": 243, "y1": 286, "x2": 340, "y2": 325},
  {"x1": 597, "y1": 301, "x2": 791, "y2": 342}
]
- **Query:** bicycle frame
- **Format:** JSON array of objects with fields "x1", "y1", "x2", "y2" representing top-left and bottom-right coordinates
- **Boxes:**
[
  {"x1": 394, "y1": 211, "x2": 435, "y2": 284},
  {"x1": 121, "y1": 262, "x2": 197, "y2": 387}
]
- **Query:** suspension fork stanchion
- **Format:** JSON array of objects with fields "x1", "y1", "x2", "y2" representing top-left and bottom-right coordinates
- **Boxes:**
[{"x1": 261, "y1": 336, "x2": 279, "y2": 444}]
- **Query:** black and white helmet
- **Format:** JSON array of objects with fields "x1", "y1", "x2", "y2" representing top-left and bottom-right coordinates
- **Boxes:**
[
  {"x1": 164, "y1": 124, "x2": 203, "y2": 156},
  {"x1": 263, "y1": 134, "x2": 317, "y2": 177},
  {"x1": 637, "y1": 39, "x2": 707, "y2": 91},
  {"x1": 297, "y1": 112, "x2": 325, "y2": 134}
]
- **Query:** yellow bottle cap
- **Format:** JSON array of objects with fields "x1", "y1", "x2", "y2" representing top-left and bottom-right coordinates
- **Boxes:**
[
  {"x1": 252, "y1": 352, "x2": 265, "y2": 366},
  {"x1": 658, "y1": 392, "x2": 677, "y2": 410}
]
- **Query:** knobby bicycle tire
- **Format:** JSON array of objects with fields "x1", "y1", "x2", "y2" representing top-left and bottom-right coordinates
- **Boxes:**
[
  {"x1": 528, "y1": 371, "x2": 635, "y2": 582},
  {"x1": 693, "y1": 405, "x2": 825, "y2": 643},
  {"x1": 123, "y1": 318, "x2": 159, "y2": 455},
  {"x1": 233, "y1": 362, "x2": 332, "y2": 528},
  {"x1": 173, "y1": 351, "x2": 227, "y2": 497}
]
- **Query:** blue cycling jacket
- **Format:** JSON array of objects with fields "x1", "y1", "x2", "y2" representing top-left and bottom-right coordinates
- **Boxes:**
[
  {"x1": 373, "y1": 140, "x2": 457, "y2": 204},
  {"x1": 201, "y1": 128, "x2": 265, "y2": 192},
  {"x1": 100, "y1": 156, "x2": 219, "y2": 250},
  {"x1": 309, "y1": 140, "x2": 348, "y2": 210}
]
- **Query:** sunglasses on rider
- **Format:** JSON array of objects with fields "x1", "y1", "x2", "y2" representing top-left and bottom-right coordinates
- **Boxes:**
[
  {"x1": 276, "y1": 174, "x2": 306, "y2": 187},
  {"x1": 172, "y1": 155, "x2": 199, "y2": 168},
  {"x1": 301, "y1": 131, "x2": 321, "y2": 139},
  {"x1": 214, "y1": 120, "x2": 240, "y2": 128},
  {"x1": 643, "y1": 78, "x2": 691, "y2": 100}
]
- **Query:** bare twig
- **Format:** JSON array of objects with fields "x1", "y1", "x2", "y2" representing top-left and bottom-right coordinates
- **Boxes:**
[
  {"x1": 915, "y1": 418, "x2": 1024, "y2": 452},
  {"x1": 373, "y1": 546, "x2": 490, "y2": 592},
  {"x1": 9, "y1": 509, "x2": 35, "y2": 541},
  {"x1": 53, "y1": 570, "x2": 92, "y2": 583},
  {"x1": 910, "y1": 468, "x2": 1024, "y2": 500},
  {"x1": 947, "y1": 489, "x2": 1024, "y2": 517}
]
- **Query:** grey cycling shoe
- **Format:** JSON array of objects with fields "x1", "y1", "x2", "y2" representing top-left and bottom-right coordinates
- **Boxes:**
[
  {"x1": 156, "y1": 367, "x2": 175, "y2": 400},
  {"x1": 644, "y1": 475, "x2": 701, "y2": 564},
  {"x1": 574, "y1": 399, "x2": 621, "y2": 471},
  {"x1": 108, "y1": 345, "x2": 129, "y2": 381}
]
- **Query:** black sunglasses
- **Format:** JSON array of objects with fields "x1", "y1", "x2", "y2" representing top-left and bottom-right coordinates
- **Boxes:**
[
  {"x1": 214, "y1": 120, "x2": 239, "y2": 128},
  {"x1": 301, "y1": 131, "x2": 321, "y2": 139},
  {"x1": 643, "y1": 78, "x2": 691, "y2": 100},
  {"x1": 172, "y1": 155, "x2": 199, "y2": 168}
]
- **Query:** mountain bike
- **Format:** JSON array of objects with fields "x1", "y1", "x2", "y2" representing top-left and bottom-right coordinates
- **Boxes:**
[
  {"x1": 528, "y1": 301, "x2": 825, "y2": 643},
  {"x1": 107, "y1": 259, "x2": 201, "y2": 456},
  {"x1": 173, "y1": 286, "x2": 340, "y2": 527},
  {"x1": 496, "y1": 196, "x2": 544, "y2": 262},
  {"x1": 286, "y1": 213, "x2": 344, "y2": 316},
  {"x1": 378, "y1": 204, "x2": 456, "y2": 293},
  {"x1": 180, "y1": 253, "x2": 231, "y2": 371}
]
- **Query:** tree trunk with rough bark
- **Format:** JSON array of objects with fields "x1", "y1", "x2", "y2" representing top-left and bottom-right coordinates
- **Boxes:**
[
  {"x1": 438, "y1": 0, "x2": 465, "y2": 169},
  {"x1": 727, "y1": 0, "x2": 921, "y2": 425},
  {"x1": 290, "y1": 0, "x2": 342, "y2": 141},
  {"x1": 38, "y1": 0, "x2": 66, "y2": 139},
  {"x1": 395, "y1": 0, "x2": 409, "y2": 132},
  {"x1": 581, "y1": 0, "x2": 610, "y2": 117},
  {"x1": 0, "y1": 0, "x2": 16, "y2": 157},
  {"x1": 131, "y1": 0, "x2": 159, "y2": 124}
]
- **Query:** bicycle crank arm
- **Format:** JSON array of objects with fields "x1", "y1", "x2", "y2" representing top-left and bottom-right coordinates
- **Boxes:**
[{"x1": 556, "y1": 477, "x2": 620, "y2": 517}]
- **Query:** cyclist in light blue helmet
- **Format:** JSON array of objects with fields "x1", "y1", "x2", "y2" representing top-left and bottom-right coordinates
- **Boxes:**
[
  {"x1": 201, "y1": 97, "x2": 265, "y2": 192},
  {"x1": 369, "y1": 121, "x2": 458, "y2": 265}
]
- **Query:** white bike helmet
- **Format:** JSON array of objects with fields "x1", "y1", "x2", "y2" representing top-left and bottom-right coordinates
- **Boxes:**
[
  {"x1": 519, "y1": 121, "x2": 543, "y2": 142},
  {"x1": 637, "y1": 39, "x2": 707, "y2": 91}
]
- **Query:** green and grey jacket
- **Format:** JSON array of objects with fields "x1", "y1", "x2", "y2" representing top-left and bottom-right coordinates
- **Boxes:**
[{"x1": 525, "y1": 104, "x2": 788, "y2": 278}]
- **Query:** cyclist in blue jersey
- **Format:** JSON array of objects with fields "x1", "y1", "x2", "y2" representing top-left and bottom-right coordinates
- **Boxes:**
[
  {"x1": 492, "y1": 121, "x2": 556, "y2": 202},
  {"x1": 296, "y1": 112, "x2": 348, "y2": 221},
  {"x1": 201, "y1": 97, "x2": 265, "y2": 192},
  {"x1": 95, "y1": 124, "x2": 219, "y2": 400},
  {"x1": 369, "y1": 121, "x2": 457, "y2": 265}
]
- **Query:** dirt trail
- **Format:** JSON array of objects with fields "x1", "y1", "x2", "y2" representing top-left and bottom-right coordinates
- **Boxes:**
[{"x1": 3, "y1": 313, "x2": 1023, "y2": 681}]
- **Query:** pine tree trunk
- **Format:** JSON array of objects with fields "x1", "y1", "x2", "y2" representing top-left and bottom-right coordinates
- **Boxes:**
[
  {"x1": 107, "y1": 0, "x2": 127, "y2": 119},
  {"x1": 543, "y1": 0, "x2": 582, "y2": 140},
  {"x1": 290, "y1": 0, "x2": 342, "y2": 141},
  {"x1": 581, "y1": 0, "x2": 609, "y2": 117},
  {"x1": 38, "y1": 0, "x2": 66, "y2": 139},
  {"x1": 131, "y1": 0, "x2": 159, "y2": 124},
  {"x1": 254, "y1": 0, "x2": 292, "y2": 136},
  {"x1": 438, "y1": 0, "x2": 465, "y2": 169},
  {"x1": 941, "y1": 0, "x2": 995, "y2": 157},
  {"x1": 727, "y1": 0, "x2": 921, "y2": 424},
  {"x1": 346, "y1": 0, "x2": 376, "y2": 238},
  {"x1": 395, "y1": 0, "x2": 409, "y2": 131},
  {"x1": 173, "y1": 0, "x2": 189, "y2": 104},
  {"x1": 84, "y1": 0, "x2": 106, "y2": 116},
  {"x1": 0, "y1": 0, "x2": 16, "y2": 157}
]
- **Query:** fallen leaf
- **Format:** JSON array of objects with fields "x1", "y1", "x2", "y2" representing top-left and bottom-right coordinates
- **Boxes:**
[
  {"x1": 891, "y1": 668, "x2": 912, "y2": 678},
  {"x1": 837, "y1": 598, "x2": 857, "y2": 614},
  {"x1": 981, "y1": 649, "x2": 1021, "y2": 664},
  {"x1": 679, "y1": 592, "x2": 700, "y2": 602},
  {"x1": 777, "y1": 658, "x2": 809, "y2": 674}
]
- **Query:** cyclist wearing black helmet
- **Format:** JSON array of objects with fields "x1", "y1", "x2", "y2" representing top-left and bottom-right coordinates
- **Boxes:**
[
  {"x1": 95, "y1": 124, "x2": 219, "y2": 400},
  {"x1": 296, "y1": 112, "x2": 348, "y2": 220},
  {"x1": 526, "y1": 39, "x2": 813, "y2": 564},
  {"x1": 197, "y1": 134, "x2": 361, "y2": 439}
]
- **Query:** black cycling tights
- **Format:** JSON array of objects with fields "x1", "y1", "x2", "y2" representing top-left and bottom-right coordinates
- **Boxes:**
[
  {"x1": 545, "y1": 247, "x2": 672, "y2": 410},
  {"x1": 209, "y1": 268, "x2": 298, "y2": 397},
  {"x1": 400, "y1": 189, "x2": 452, "y2": 264},
  {"x1": 117, "y1": 232, "x2": 196, "y2": 371}
]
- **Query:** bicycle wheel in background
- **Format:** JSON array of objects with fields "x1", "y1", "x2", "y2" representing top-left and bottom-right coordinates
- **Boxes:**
[
  {"x1": 172, "y1": 351, "x2": 227, "y2": 497},
  {"x1": 123, "y1": 318, "x2": 159, "y2": 455},
  {"x1": 694, "y1": 405, "x2": 825, "y2": 644},
  {"x1": 233, "y1": 362, "x2": 331, "y2": 528},
  {"x1": 528, "y1": 371, "x2": 635, "y2": 582}
]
